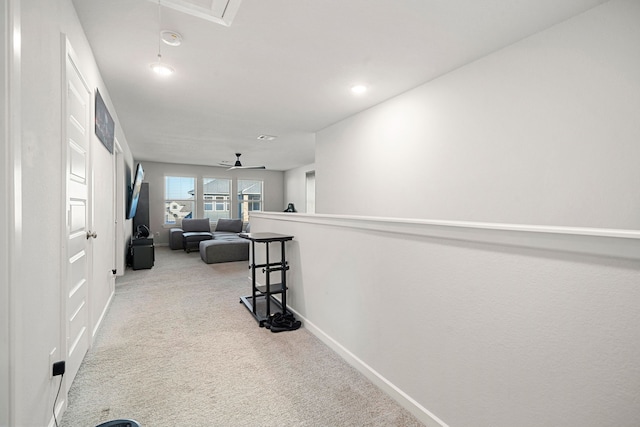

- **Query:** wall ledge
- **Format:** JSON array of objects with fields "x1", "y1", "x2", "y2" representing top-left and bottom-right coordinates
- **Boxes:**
[{"x1": 252, "y1": 212, "x2": 640, "y2": 261}]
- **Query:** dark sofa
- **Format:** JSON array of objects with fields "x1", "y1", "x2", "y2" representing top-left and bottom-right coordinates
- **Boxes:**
[{"x1": 170, "y1": 218, "x2": 249, "y2": 264}]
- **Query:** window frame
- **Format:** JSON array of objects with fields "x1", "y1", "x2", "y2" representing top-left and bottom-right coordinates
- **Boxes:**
[
  {"x1": 202, "y1": 177, "x2": 231, "y2": 223},
  {"x1": 164, "y1": 175, "x2": 196, "y2": 226},
  {"x1": 162, "y1": 175, "x2": 266, "y2": 227},
  {"x1": 237, "y1": 179, "x2": 263, "y2": 222}
]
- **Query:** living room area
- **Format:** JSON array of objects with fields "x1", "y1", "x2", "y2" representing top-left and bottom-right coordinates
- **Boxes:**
[{"x1": 4, "y1": 1, "x2": 640, "y2": 427}]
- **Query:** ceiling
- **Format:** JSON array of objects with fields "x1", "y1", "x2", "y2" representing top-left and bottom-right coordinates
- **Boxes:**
[{"x1": 72, "y1": 0, "x2": 608, "y2": 171}]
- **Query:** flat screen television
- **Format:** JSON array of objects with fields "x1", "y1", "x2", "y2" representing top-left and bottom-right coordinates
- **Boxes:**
[{"x1": 127, "y1": 163, "x2": 144, "y2": 219}]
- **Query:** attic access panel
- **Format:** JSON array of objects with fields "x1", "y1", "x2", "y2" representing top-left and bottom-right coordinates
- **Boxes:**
[{"x1": 149, "y1": 0, "x2": 242, "y2": 26}]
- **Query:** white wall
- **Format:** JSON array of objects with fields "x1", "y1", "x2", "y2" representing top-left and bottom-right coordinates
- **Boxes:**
[
  {"x1": 284, "y1": 162, "x2": 315, "y2": 213},
  {"x1": 1, "y1": 1, "x2": 20, "y2": 425},
  {"x1": 7, "y1": 0, "x2": 134, "y2": 425},
  {"x1": 251, "y1": 213, "x2": 640, "y2": 427},
  {"x1": 263, "y1": 1, "x2": 640, "y2": 426},
  {"x1": 317, "y1": 0, "x2": 640, "y2": 230},
  {"x1": 140, "y1": 161, "x2": 285, "y2": 245}
]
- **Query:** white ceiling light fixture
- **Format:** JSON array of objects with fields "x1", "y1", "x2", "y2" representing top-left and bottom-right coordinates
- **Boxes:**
[
  {"x1": 150, "y1": 1, "x2": 175, "y2": 76},
  {"x1": 351, "y1": 84, "x2": 367, "y2": 95},
  {"x1": 257, "y1": 134, "x2": 277, "y2": 141},
  {"x1": 161, "y1": 30, "x2": 183, "y2": 46}
]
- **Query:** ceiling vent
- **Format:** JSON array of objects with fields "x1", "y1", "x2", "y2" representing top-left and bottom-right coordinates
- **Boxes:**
[{"x1": 149, "y1": 0, "x2": 242, "y2": 27}]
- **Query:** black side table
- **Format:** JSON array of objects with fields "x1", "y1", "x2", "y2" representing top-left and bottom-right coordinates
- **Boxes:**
[
  {"x1": 239, "y1": 232, "x2": 293, "y2": 326},
  {"x1": 129, "y1": 237, "x2": 154, "y2": 270}
]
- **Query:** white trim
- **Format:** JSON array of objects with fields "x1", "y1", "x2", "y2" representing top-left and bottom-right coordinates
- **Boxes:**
[
  {"x1": 58, "y1": 34, "x2": 69, "y2": 419},
  {"x1": 253, "y1": 212, "x2": 640, "y2": 261},
  {"x1": 112, "y1": 138, "x2": 119, "y2": 275},
  {"x1": 1, "y1": 1, "x2": 20, "y2": 424},
  {"x1": 246, "y1": 293, "x2": 448, "y2": 425},
  {"x1": 0, "y1": 6, "x2": 9, "y2": 425},
  {"x1": 254, "y1": 212, "x2": 640, "y2": 239},
  {"x1": 288, "y1": 306, "x2": 449, "y2": 427},
  {"x1": 92, "y1": 290, "x2": 114, "y2": 339},
  {"x1": 114, "y1": 140, "x2": 126, "y2": 275}
]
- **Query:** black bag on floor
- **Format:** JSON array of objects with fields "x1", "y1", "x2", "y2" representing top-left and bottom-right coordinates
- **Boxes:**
[{"x1": 265, "y1": 312, "x2": 301, "y2": 333}]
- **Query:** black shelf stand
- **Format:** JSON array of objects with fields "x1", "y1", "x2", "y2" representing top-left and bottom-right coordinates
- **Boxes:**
[{"x1": 239, "y1": 232, "x2": 294, "y2": 326}]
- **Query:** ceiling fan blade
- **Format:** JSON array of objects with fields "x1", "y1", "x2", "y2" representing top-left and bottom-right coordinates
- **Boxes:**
[
  {"x1": 225, "y1": 153, "x2": 265, "y2": 170},
  {"x1": 226, "y1": 165, "x2": 266, "y2": 170}
]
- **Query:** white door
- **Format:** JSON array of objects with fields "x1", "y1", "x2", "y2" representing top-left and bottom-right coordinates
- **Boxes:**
[{"x1": 64, "y1": 40, "x2": 92, "y2": 390}]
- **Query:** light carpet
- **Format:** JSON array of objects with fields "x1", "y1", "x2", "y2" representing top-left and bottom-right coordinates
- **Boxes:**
[{"x1": 60, "y1": 246, "x2": 424, "y2": 427}]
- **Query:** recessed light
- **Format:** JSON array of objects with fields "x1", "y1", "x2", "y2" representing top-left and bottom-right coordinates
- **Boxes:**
[
  {"x1": 257, "y1": 134, "x2": 277, "y2": 141},
  {"x1": 351, "y1": 84, "x2": 367, "y2": 94},
  {"x1": 150, "y1": 62, "x2": 175, "y2": 76}
]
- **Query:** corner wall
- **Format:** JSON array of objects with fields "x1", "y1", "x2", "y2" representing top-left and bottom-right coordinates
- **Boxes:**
[{"x1": 284, "y1": 163, "x2": 315, "y2": 213}]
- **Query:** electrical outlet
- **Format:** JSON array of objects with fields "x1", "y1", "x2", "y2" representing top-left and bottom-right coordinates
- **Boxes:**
[
  {"x1": 52, "y1": 361, "x2": 65, "y2": 377},
  {"x1": 155, "y1": 231, "x2": 159, "y2": 237}
]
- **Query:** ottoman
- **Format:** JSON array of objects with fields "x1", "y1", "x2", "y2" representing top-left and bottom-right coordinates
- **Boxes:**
[
  {"x1": 199, "y1": 239, "x2": 249, "y2": 264},
  {"x1": 183, "y1": 231, "x2": 213, "y2": 253}
]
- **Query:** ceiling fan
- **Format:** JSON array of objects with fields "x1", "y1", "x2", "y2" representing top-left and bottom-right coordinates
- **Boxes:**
[{"x1": 220, "y1": 153, "x2": 266, "y2": 170}]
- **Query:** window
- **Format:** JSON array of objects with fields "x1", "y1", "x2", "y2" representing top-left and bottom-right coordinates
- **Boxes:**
[
  {"x1": 215, "y1": 195, "x2": 227, "y2": 211},
  {"x1": 164, "y1": 176, "x2": 195, "y2": 225},
  {"x1": 238, "y1": 179, "x2": 263, "y2": 222},
  {"x1": 202, "y1": 177, "x2": 230, "y2": 222},
  {"x1": 163, "y1": 176, "x2": 264, "y2": 225}
]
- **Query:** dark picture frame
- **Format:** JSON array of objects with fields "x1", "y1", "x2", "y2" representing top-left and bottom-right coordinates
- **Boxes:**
[{"x1": 95, "y1": 88, "x2": 115, "y2": 154}]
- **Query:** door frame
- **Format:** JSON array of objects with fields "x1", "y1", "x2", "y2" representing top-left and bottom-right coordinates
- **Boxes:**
[
  {"x1": 114, "y1": 139, "x2": 125, "y2": 276},
  {"x1": 305, "y1": 170, "x2": 316, "y2": 213},
  {"x1": 1, "y1": 0, "x2": 22, "y2": 424}
]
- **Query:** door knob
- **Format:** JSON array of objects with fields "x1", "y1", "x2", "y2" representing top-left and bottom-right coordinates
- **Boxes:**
[{"x1": 86, "y1": 231, "x2": 97, "y2": 239}]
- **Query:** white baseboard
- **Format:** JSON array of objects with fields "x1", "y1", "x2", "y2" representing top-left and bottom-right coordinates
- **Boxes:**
[
  {"x1": 288, "y1": 306, "x2": 449, "y2": 427},
  {"x1": 92, "y1": 288, "x2": 115, "y2": 341}
]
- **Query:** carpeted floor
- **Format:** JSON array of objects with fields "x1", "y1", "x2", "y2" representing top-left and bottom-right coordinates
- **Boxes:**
[{"x1": 59, "y1": 246, "x2": 424, "y2": 427}]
